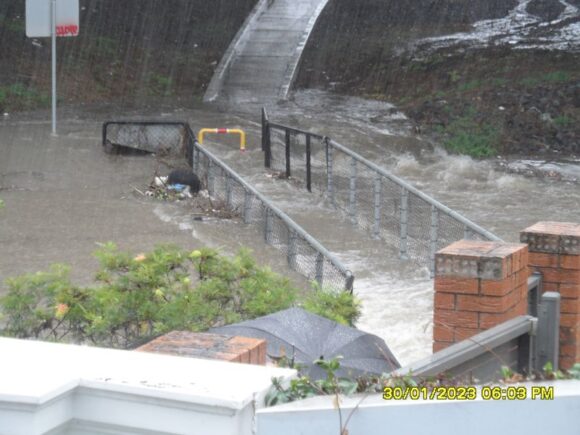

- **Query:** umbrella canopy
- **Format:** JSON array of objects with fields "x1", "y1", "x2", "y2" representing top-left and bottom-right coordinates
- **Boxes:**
[{"x1": 210, "y1": 308, "x2": 400, "y2": 379}]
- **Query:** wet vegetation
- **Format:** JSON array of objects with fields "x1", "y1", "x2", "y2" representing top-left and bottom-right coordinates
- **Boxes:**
[
  {"x1": 0, "y1": 0, "x2": 258, "y2": 112},
  {"x1": 0, "y1": 244, "x2": 360, "y2": 349},
  {"x1": 297, "y1": 0, "x2": 580, "y2": 157}
]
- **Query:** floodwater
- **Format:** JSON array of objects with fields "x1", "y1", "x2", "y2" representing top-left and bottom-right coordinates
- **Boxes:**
[{"x1": 1, "y1": 93, "x2": 579, "y2": 365}]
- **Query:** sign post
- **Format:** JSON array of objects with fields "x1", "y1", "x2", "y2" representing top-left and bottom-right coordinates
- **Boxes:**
[
  {"x1": 26, "y1": 0, "x2": 79, "y2": 135},
  {"x1": 51, "y1": 0, "x2": 57, "y2": 135}
]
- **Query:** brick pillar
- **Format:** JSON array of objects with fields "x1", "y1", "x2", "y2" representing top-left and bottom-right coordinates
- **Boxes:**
[
  {"x1": 521, "y1": 222, "x2": 580, "y2": 369},
  {"x1": 433, "y1": 240, "x2": 529, "y2": 352},
  {"x1": 136, "y1": 331, "x2": 267, "y2": 365}
]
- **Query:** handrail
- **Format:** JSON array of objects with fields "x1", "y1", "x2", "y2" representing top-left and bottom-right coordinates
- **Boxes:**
[
  {"x1": 393, "y1": 315, "x2": 535, "y2": 378},
  {"x1": 191, "y1": 134, "x2": 354, "y2": 291},
  {"x1": 263, "y1": 116, "x2": 502, "y2": 244},
  {"x1": 326, "y1": 138, "x2": 502, "y2": 242}
]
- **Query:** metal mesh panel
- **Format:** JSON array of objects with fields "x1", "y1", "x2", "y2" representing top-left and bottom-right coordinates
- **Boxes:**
[
  {"x1": 103, "y1": 121, "x2": 353, "y2": 292},
  {"x1": 265, "y1": 118, "x2": 501, "y2": 275},
  {"x1": 194, "y1": 144, "x2": 353, "y2": 291},
  {"x1": 103, "y1": 122, "x2": 193, "y2": 160}
]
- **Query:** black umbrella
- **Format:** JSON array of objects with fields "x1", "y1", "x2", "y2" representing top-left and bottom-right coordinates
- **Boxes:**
[{"x1": 210, "y1": 307, "x2": 400, "y2": 379}]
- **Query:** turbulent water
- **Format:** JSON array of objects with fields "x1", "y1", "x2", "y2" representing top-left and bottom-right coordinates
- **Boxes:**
[
  {"x1": 411, "y1": 0, "x2": 580, "y2": 56},
  {"x1": 1, "y1": 91, "x2": 579, "y2": 365}
]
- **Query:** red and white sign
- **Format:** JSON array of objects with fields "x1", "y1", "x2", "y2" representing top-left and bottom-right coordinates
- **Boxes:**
[{"x1": 26, "y1": 0, "x2": 79, "y2": 38}]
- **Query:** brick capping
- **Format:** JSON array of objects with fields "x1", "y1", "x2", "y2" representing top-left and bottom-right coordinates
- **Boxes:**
[
  {"x1": 136, "y1": 331, "x2": 267, "y2": 365},
  {"x1": 521, "y1": 222, "x2": 580, "y2": 370},
  {"x1": 433, "y1": 240, "x2": 529, "y2": 352}
]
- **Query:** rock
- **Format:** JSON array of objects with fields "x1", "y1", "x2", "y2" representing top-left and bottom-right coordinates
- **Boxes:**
[{"x1": 168, "y1": 169, "x2": 201, "y2": 194}]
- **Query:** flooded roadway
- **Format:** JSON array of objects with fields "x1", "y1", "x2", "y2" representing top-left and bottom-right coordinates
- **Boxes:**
[{"x1": 1, "y1": 94, "x2": 579, "y2": 365}]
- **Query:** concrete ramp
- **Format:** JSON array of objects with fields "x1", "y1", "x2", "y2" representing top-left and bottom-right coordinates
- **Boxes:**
[{"x1": 204, "y1": 0, "x2": 329, "y2": 105}]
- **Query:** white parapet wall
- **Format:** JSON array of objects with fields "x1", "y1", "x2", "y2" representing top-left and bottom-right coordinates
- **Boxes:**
[
  {"x1": 257, "y1": 381, "x2": 580, "y2": 435},
  {"x1": 0, "y1": 337, "x2": 295, "y2": 435}
]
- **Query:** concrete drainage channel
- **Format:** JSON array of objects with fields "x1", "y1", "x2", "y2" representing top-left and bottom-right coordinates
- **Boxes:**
[{"x1": 102, "y1": 120, "x2": 354, "y2": 292}]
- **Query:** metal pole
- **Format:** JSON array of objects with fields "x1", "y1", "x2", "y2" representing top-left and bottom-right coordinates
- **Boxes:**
[
  {"x1": 536, "y1": 292, "x2": 561, "y2": 371},
  {"x1": 373, "y1": 174, "x2": 382, "y2": 239},
  {"x1": 207, "y1": 160, "x2": 215, "y2": 196},
  {"x1": 429, "y1": 205, "x2": 440, "y2": 277},
  {"x1": 315, "y1": 253, "x2": 324, "y2": 286},
  {"x1": 399, "y1": 188, "x2": 409, "y2": 260},
  {"x1": 225, "y1": 175, "x2": 232, "y2": 207},
  {"x1": 264, "y1": 209, "x2": 273, "y2": 244},
  {"x1": 349, "y1": 157, "x2": 357, "y2": 224},
  {"x1": 285, "y1": 130, "x2": 291, "y2": 178},
  {"x1": 51, "y1": 0, "x2": 57, "y2": 136},
  {"x1": 243, "y1": 191, "x2": 252, "y2": 224},
  {"x1": 306, "y1": 135, "x2": 312, "y2": 192},
  {"x1": 326, "y1": 139, "x2": 334, "y2": 206},
  {"x1": 265, "y1": 122, "x2": 271, "y2": 169},
  {"x1": 464, "y1": 226, "x2": 473, "y2": 240},
  {"x1": 288, "y1": 231, "x2": 298, "y2": 269}
]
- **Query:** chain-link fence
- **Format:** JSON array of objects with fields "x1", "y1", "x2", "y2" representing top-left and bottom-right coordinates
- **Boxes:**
[
  {"x1": 262, "y1": 109, "x2": 502, "y2": 275},
  {"x1": 103, "y1": 121, "x2": 354, "y2": 292}
]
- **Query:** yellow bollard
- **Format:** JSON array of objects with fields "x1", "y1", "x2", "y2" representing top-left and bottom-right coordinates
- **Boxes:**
[{"x1": 198, "y1": 128, "x2": 246, "y2": 152}]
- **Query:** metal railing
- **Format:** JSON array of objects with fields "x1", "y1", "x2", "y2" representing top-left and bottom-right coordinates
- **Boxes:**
[
  {"x1": 388, "y1": 228, "x2": 555, "y2": 382},
  {"x1": 394, "y1": 285, "x2": 561, "y2": 382},
  {"x1": 102, "y1": 121, "x2": 354, "y2": 292},
  {"x1": 262, "y1": 108, "x2": 502, "y2": 275}
]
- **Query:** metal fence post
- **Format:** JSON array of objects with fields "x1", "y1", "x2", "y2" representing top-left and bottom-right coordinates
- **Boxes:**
[
  {"x1": 464, "y1": 226, "x2": 474, "y2": 240},
  {"x1": 429, "y1": 205, "x2": 440, "y2": 277},
  {"x1": 264, "y1": 209, "x2": 273, "y2": 244},
  {"x1": 225, "y1": 175, "x2": 233, "y2": 207},
  {"x1": 315, "y1": 253, "x2": 324, "y2": 286},
  {"x1": 373, "y1": 175, "x2": 382, "y2": 239},
  {"x1": 208, "y1": 160, "x2": 215, "y2": 196},
  {"x1": 264, "y1": 121, "x2": 272, "y2": 169},
  {"x1": 528, "y1": 272, "x2": 542, "y2": 317},
  {"x1": 399, "y1": 188, "x2": 409, "y2": 260},
  {"x1": 288, "y1": 231, "x2": 298, "y2": 269},
  {"x1": 243, "y1": 192, "x2": 252, "y2": 224},
  {"x1": 261, "y1": 107, "x2": 267, "y2": 152},
  {"x1": 326, "y1": 139, "x2": 334, "y2": 206},
  {"x1": 194, "y1": 147, "x2": 200, "y2": 174},
  {"x1": 536, "y1": 292, "x2": 561, "y2": 371},
  {"x1": 285, "y1": 130, "x2": 291, "y2": 178},
  {"x1": 349, "y1": 157, "x2": 357, "y2": 224},
  {"x1": 306, "y1": 135, "x2": 312, "y2": 192}
]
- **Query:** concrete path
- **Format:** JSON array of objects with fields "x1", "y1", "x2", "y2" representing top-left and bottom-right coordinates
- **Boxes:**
[{"x1": 204, "y1": 0, "x2": 329, "y2": 105}]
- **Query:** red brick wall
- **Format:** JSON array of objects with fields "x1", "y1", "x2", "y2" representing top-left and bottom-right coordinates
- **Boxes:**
[
  {"x1": 521, "y1": 222, "x2": 580, "y2": 369},
  {"x1": 433, "y1": 240, "x2": 529, "y2": 352}
]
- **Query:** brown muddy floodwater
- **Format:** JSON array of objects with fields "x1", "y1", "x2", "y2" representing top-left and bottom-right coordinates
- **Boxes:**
[{"x1": 1, "y1": 95, "x2": 578, "y2": 365}]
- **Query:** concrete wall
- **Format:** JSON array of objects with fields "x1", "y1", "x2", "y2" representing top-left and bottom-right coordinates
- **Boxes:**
[
  {"x1": 0, "y1": 338, "x2": 295, "y2": 435},
  {"x1": 257, "y1": 381, "x2": 580, "y2": 435}
]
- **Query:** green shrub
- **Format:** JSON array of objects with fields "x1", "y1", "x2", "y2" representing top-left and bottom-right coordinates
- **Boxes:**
[
  {"x1": 441, "y1": 110, "x2": 498, "y2": 158},
  {"x1": 553, "y1": 115, "x2": 572, "y2": 128},
  {"x1": 303, "y1": 283, "x2": 361, "y2": 326},
  {"x1": 0, "y1": 244, "x2": 299, "y2": 348}
]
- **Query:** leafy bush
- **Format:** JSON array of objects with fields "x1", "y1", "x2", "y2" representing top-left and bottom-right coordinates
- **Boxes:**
[
  {"x1": 303, "y1": 283, "x2": 361, "y2": 326},
  {"x1": 0, "y1": 244, "x2": 298, "y2": 348},
  {"x1": 0, "y1": 244, "x2": 359, "y2": 348},
  {"x1": 441, "y1": 109, "x2": 498, "y2": 158}
]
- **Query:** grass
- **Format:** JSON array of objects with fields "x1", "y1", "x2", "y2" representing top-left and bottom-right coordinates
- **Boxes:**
[
  {"x1": 520, "y1": 70, "x2": 573, "y2": 87},
  {"x1": 553, "y1": 115, "x2": 573, "y2": 128},
  {"x1": 458, "y1": 80, "x2": 482, "y2": 92},
  {"x1": 440, "y1": 108, "x2": 499, "y2": 158},
  {"x1": 0, "y1": 83, "x2": 50, "y2": 111}
]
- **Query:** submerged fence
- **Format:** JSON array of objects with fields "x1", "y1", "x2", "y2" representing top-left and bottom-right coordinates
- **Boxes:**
[
  {"x1": 102, "y1": 121, "x2": 354, "y2": 292},
  {"x1": 262, "y1": 108, "x2": 502, "y2": 274}
]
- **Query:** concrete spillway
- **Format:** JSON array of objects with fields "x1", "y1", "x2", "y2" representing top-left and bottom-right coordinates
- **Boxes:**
[{"x1": 204, "y1": 0, "x2": 329, "y2": 105}]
